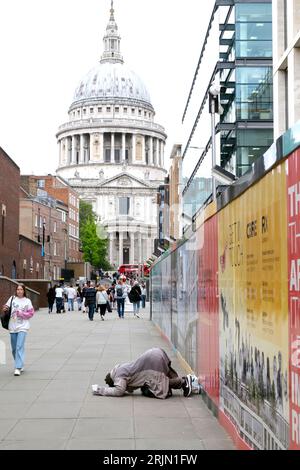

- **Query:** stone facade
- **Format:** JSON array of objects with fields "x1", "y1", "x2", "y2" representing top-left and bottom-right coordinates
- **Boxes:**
[
  {"x1": 20, "y1": 183, "x2": 69, "y2": 281},
  {"x1": 56, "y1": 2, "x2": 167, "y2": 268}
]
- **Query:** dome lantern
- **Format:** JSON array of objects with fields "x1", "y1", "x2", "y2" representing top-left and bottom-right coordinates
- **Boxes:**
[{"x1": 100, "y1": 0, "x2": 124, "y2": 65}]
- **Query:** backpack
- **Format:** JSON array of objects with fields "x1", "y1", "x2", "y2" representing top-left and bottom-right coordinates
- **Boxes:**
[{"x1": 116, "y1": 286, "x2": 123, "y2": 297}]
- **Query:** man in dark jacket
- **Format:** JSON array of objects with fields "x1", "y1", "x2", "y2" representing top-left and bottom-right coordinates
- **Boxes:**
[
  {"x1": 91, "y1": 347, "x2": 193, "y2": 399},
  {"x1": 84, "y1": 281, "x2": 97, "y2": 321}
]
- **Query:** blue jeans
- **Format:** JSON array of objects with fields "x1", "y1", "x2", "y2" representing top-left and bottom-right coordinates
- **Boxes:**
[
  {"x1": 133, "y1": 301, "x2": 140, "y2": 314},
  {"x1": 68, "y1": 299, "x2": 74, "y2": 311},
  {"x1": 87, "y1": 303, "x2": 96, "y2": 320},
  {"x1": 10, "y1": 332, "x2": 27, "y2": 369},
  {"x1": 141, "y1": 295, "x2": 146, "y2": 308},
  {"x1": 117, "y1": 298, "x2": 125, "y2": 317}
]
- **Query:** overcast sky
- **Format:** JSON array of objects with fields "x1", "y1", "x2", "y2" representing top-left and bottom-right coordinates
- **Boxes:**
[{"x1": 0, "y1": 0, "x2": 213, "y2": 174}]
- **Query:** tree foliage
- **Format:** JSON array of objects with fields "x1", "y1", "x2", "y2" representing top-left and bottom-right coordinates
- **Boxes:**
[{"x1": 79, "y1": 201, "x2": 111, "y2": 270}]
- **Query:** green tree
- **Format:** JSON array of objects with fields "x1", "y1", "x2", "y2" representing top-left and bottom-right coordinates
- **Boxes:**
[{"x1": 79, "y1": 201, "x2": 111, "y2": 270}]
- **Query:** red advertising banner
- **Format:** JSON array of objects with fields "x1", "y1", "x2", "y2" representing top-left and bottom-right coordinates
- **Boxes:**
[
  {"x1": 198, "y1": 215, "x2": 219, "y2": 405},
  {"x1": 287, "y1": 149, "x2": 300, "y2": 449}
]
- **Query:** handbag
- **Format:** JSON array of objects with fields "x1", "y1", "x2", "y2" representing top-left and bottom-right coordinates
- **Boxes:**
[
  {"x1": 1, "y1": 296, "x2": 13, "y2": 330},
  {"x1": 106, "y1": 301, "x2": 112, "y2": 313}
]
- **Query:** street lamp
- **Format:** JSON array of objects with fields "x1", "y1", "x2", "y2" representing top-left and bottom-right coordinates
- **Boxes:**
[{"x1": 208, "y1": 83, "x2": 223, "y2": 201}]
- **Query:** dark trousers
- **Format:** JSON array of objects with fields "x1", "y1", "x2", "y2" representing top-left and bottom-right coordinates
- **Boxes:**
[
  {"x1": 99, "y1": 304, "x2": 107, "y2": 316},
  {"x1": 87, "y1": 303, "x2": 96, "y2": 320},
  {"x1": 56, "y1": 297, "x2": 63, "y2": 313},
  {"x1": 141, "y1": 294, "x2": 146, "y2": 308},
  {"x1": 48, "y1": 301, "x2": 54, "y2": 313},
  {"x1": 117, "y1": 298, "x2": 125, "y2": 317}
]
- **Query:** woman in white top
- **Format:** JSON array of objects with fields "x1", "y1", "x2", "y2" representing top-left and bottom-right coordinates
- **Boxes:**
[
  {"x1": 96, "y1": 286, "x2": 108, "y2": 321},
  {"x1": 1, "y1": 284, "x2": 35, "y2": 376}
]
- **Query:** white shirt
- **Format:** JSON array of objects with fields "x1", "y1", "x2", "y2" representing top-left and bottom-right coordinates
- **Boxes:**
[
  {"x1": 6, "y1": 296, "x2": 34, "y2": 333},
  {"x1": 55, "y1": 287, "x2": 64, "y2": 298},
  {"x1": 66, "y1": 287, "x2": 76, "y2": 299},
  {"x1": 96, "y1": 291, "x2": 108, "y2": 305}
]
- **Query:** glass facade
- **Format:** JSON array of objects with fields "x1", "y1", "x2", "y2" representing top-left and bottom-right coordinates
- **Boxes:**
[
  {"x1": 236, "y1": 67, "x2": 273, "y2": 120},
  {"x1": 182, "y1": 1, "x2": 273, "y2": 219},
  {"x1": 220, "y1": 2, "x2": 273, "y2": 177},
  {"x1": 235, "y1": 3, "x2": 272, "y2": 58},
  {"x1": 236, "y1": 128, "x2": 273, "y2": 176}
]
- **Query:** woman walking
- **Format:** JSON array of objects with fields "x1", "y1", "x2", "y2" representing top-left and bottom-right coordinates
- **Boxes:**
[
  {"x1": 46, "y1": 285, "x2": 56, "y2": 313},
  {"x1": 129, "y1": 281, "x2": 142, "y2": 318},
  {"x1": 1, "y1": 284, "x2": 35, "y2": 376},
  {"x1": 96, "y1": 285, "x2": 108, "y2": 321}
]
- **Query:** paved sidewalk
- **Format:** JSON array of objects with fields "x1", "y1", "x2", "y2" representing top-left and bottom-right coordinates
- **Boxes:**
[{"x1": 0, "y1": 303, "x2": 235, "y2": 450}]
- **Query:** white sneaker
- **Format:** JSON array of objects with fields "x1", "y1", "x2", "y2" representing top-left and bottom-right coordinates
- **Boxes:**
[
  {"x1": 14, "y1": 369, "x2": 21, "y2": 376},
  {"x1": 92, "y1": 384, "x2": 99, "y2": 394},
  {"x1": 20, "y1": 368, "x2": 24, "y2": 373}
]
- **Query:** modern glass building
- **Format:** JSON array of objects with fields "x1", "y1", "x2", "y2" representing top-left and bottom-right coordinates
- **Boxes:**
[
  {"x1": 181, "y1": 0, "x2": 273, "y2": 225},
  {"x1": 220, "y1": 2, "x2": 273, "y2": 176}
]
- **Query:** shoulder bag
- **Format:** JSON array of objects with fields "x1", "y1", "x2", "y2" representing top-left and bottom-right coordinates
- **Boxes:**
[{"x1": 1, "y1": 296, "x2": 13, "y2": 330}]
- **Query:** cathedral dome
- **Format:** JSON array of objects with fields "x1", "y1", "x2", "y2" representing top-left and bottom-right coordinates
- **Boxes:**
[{"x1": 72, "y1": 62, "x2": 152, "y2": 108}]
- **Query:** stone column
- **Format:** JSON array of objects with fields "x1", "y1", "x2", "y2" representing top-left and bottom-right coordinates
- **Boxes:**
[
  {"x1": 58, "y1": 140, "x2": 62, "y2": 166},
  {"x1": 149, "y1": 137, "x2": 153, "y2": 165},
  {"x1": 111, "y1": 133, "x2": 115, "y2": 163},
  {"x1": 132, "y1": 134, "x2": 136, "y2": 162},
  {"x1": 122, "y1": 133, "x2": 126, "y2": 161},
  {"x1": 138, "y1": 232, "x2": 142, "y2": 263},
  {"x1": 89, "y1": 133, "x2": 93, "y2": 162},
  {"x1": 142, "y1": 135, "x2": 146, "y2": 164},
  {"x1": 119, "y1": 231, "x2": 123, "y2": 266},
  {"x1": 155, "y1": 139, "x2": 159, "y2": 166},
  {"x1": 130, "y1": 232, "x2": 135, "y2": 263},
  {"x1": 109, "y1": 233, "x2": 114, "y2": 265},
  {"x1": 158, "y1": 140, "x2": 162, "y2": 167},
  {"x1": 72, "y1": 135, "x2": 76, "y2": 164},
  {"x1": 79, "y1": 134, "x2": 84, "y2": 163},
  {"x1": 99, "y1": 133, "x2": 104, "y2": 163}
]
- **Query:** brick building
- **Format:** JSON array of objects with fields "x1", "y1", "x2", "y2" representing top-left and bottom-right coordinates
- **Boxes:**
[
  {"x1": 20, "y1": 185, "x2": 68, "y2": 281},
  {"x1": 18, "y1": 234, "x2": 44, "y2": 279},
  {"x1": 21, "y1": 175, "x2": 81, "y2": 264},
  {"x1": 0, "y1": 147, "x2": 20, "y2": 278}
]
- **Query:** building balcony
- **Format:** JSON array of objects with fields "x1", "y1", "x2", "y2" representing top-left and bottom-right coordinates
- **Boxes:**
[{"x1": 57, "y1": 118, "x2": 166, "y2": 137}]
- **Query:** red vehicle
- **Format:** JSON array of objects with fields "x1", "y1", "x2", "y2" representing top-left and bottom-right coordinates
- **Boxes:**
[{"x1": 118, "y1": 264, "x2": 150, "y2": 277}]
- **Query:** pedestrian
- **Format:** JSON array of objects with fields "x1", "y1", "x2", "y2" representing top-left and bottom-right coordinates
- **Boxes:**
[
  {"x1": 46, "y1": 285, "x2": 56, "y2": 313},
  {"x1": 91, "y1": 347, "x2": 193, "y2": 398},
  {"x1": 96, "y1": 285, "x2": 108, "y2": 320},
  {"x1": 84, "y1": 281, "x2": 97, "y2": 321},
  {"x1": 66, "y1": 284, "x2": 77, "y2": 311},
  {"x1": 76, "y1": 285, "x2": 83, "y2": 311},
  {"x1": 141, "y1": 283, "x2": 147, "y2": 309},
  {"x1": 1, "y1": 284, "x2": 35, "y2": 376},
  {"x1": 110, "y1": 282, "x2": 116, "y2": 309},
  {"x1": 115, "y1": 279, "x2": 126, "y2": 318},
  {"x1": 128, "y1": 281, "x2": 142, "y2": 317},
  {"x1": 55, "y1": 284, "x2": 64, "y2": 313}
]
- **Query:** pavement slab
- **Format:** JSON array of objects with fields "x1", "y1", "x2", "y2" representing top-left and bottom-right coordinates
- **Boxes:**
[{"x1": 0, "y1": 304, "x2": 235, "y2": 450}]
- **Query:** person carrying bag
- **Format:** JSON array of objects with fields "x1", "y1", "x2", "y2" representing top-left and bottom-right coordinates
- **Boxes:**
[{"x1": 1, "y1": 284, "x2": 35, "y2": 376}]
